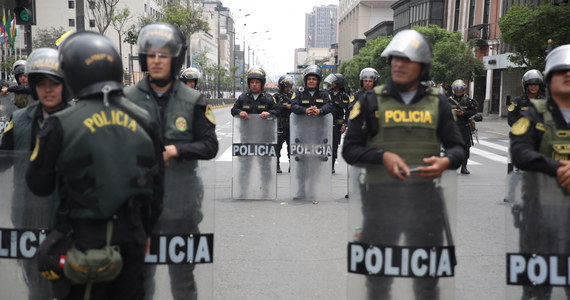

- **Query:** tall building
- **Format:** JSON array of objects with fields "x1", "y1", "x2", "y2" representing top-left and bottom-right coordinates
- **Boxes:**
[
  {"x1": 305, "y1": 5, "x2": 338, "y2": 49},
  {"x1": 338, "y1": 0, "x2": 395, "y2": 62}
]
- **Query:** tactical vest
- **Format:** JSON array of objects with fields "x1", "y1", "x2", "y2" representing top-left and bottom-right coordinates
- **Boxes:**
[
  {"x1": 367, "y1": 85, "x2": 441, "y2": 183},
  {"x1": 532, "y1": 99, "x2": 570, "y2": 161},
  {"x1": 55, "y1": 96, "x2": 156, "y2": 219},
  {"x1": 11, "y1": 104, "x2": 38, "y2": 151},
  {"x1": 125, "y1": 79, "x2": 198, "y2": 145},
  {"x1": 296, "y1": 89, "x2": 328, "y2": 108},
  {"x1": 239, "y1": 93, "x2": 272, "y2": 114}
]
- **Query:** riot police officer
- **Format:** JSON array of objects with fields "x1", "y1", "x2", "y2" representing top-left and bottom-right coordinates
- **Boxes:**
[
  {"x1": 274, "y1": 75, "x2": 295, "y2": 173},
  {"x1": 343, "y1": 29, "x2": 465, "y2": 300},
  {"x1": 323, "y1": 73, "x2": 349, "y2": 173},
  {"x1": 26, "y1": 31, "x2": 164, "y2": 300},
  {"x1": 449, "y1": 79, "x2": 478, "y2": 174},
  {"x1": 180, "y1": 67, "x2": 201, "y2": 90},
  {"x1": 291, "y1": 65, "x2": 332, "y2": 116},
  {"x1": 1, "y1": 60, "x2": 33, "y2": 108},
  {"x1": 346, "y1": 68, "x2": 380, "y2": 125},
  {"x1": 124, "y1": 22, "x2": 218, "y2": 300},
  {"x1": 231, "y1": 66, "x2": 278, "y2": 119},
  {"x1": 510, "y1": 44, "x2": 570, "y2": 300},
  {"x1": 508, "y1": 69, "x2": 545, "y2": 127}
]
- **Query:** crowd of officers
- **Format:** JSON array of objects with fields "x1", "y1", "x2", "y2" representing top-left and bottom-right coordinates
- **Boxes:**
[{"x1": 0, "y1": 20, "x2": 569, "y2": 299}]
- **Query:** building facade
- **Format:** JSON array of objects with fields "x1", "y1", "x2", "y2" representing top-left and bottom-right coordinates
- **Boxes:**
[{"x1": 305, "y1": 5, "x2": 338, "y2": 49}]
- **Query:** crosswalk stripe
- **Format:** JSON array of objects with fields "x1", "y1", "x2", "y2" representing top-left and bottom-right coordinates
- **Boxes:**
[
  {"x1": 470, "y1": 147, "x2": 507, "y2": 164},
  {"x1": 475, "y1": 140, "x2": 508, "y2": 152}
]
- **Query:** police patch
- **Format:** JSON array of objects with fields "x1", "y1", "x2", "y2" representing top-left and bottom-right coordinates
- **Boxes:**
[
  {"x1": 511, "y1": 117, "x2": 530, "y2": 135},
  {"x1": 175, "y1": 116, "x2": 188, "y2": 131},
  {"x1": 205, "y1": 105, "x2": 216, "y2": 125},
  {"x1": 349, "y1": 95, "x2": 355, "y2": 103},
  {"x1": 349, "y1": 101, "x2": 361, "y2": 120},
  {"x1": 507, "y1": 103, "x2": 517, "y2": 112},
  {"x1": 3, "y1": 120, "x2": 13, "y2": 133}
]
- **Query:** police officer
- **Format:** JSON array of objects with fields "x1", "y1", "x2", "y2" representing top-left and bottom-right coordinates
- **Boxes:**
[
  {"x1": 346, "y1": 68, "x2": 380, "y2": 125},
  {"x1": 274, "y1": 75, "x2": 295, "y2": 173},
  {"x1": 124, "y1": 22, "x2": 218, "y2": 300},
  {"x1": 508, "y1": 69, "x2": 545, "y2": 127},
  {"x1": 180, "y1": 67, "x2": 201, "y2": 90},
  {"x1": 1, "y1": 60, "x2": 33, "y2": 108},
  {"x1": 323, "y1": 73, "x2": 349, "y2": 173},
  {"x1": 510, "y1": 44, "x2": 570, "y2": 300},
  {"x1": 343, "y1": 29, "x2": 465, "y2": 299},
  {"x1": 26, "y1": 31, "x2": 163, "y2": 300},
  {"x1": 449, "y1": 79, "x2": 478, "y2": 174},
  {"x1": 231, "y1": 66, "x2": 278, "y2": 119},
  {"x1": 0, "y1": 48, "x2": 69, "y2": 300},
  {"x1": 291, "y1": 65, "x2": 332, "y2": 116}
]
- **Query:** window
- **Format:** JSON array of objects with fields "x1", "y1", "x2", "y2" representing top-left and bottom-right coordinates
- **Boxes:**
[
  {"x1": 453, "y1": 0, "x2": 460, "y2": 31},
  {"x1": 89, "y1": 19, "x2": 95, "y2": 28},
  {"x1": 68, "y1": 1, "x2": 74, "y2": 9},
  {"x1": 69, "y1": 19, "x2": 75, "y2": 27}
]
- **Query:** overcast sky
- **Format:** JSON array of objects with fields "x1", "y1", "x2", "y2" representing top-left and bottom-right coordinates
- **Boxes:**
[{"x1": 221, "y1": 0, "x2": 338, "y2": 81}]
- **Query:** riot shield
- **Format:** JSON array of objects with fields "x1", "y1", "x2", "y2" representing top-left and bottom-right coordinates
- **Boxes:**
[
  {"x1": 144, "y1": 159, "x2": 215, "y2": 300},
  {"x1": 289, "y1": 113, "x2": 333, "y2": 201},
  {"x1": 347, "y1": 165, "x2": 457, "y2": 300},
  {"x1": 0, "y1": 94, "x2": 17, "y2": 138},
  {"x1": 0, "y1": 150, "x2": 58, "y2": 299},
  {"x1": 505, "y1": 171, "x2": 570, "y2": 299},
  {"x1": 231, "y1": 115, "x2": 278, "y2": 200}
]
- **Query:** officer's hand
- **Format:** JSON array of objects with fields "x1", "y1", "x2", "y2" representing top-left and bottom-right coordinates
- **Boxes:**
[
  {"x1": 454, "y1": 109, "x2": 464, "y2": 116},
  {"x1": 285, "y1": 104, "x2": 291, "y2": 109},
  {"x1": 1, "y1": 87, "x2": 7, "y2": 96},
  {"x1": 260, "y1": 111, "x2": 271, "y2": 119},
  {"x1": 314, "y1": 108, "x2": 321, "y2": 115},
  {"x1": 163, "y1": 145, "x2": 178, "y2": 166},
  {"x1": 306, "y1": 106, "x2": 315, "y2": 115},
  {"x1": 556, "y1": 160, "x2": 570, "y2": 191},
  {"x1": 341, "y1": 124, "x2": 347, "y2": 133},
  {"x1": 416, "y1": 156, "x2": 450, "y2": 178},
  {"x1": 239, "y1": 111, "x2": 250, "y2": 120},
  {"x1": 382, "y1": 151, "x2": 409, "y2": 180}
]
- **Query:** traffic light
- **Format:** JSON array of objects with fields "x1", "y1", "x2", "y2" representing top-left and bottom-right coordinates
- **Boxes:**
[
  {"x1": 240, "y1": 78, "x2": 244, "y2": 85},
  {"x1": 15, "y1": 0, "x2": 36, "y2": 25}
]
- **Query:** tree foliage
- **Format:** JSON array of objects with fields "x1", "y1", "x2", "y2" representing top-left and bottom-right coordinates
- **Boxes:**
[
  {"x1": 139, "y1": 3, "x2": 209, "y2": 42},
  {"x1": 111, "y1": 8, "x2": 132, "y2": 59},
  {"x1": 88, "y1": 0, "x2": 120, "y2": 34},
  {"x1": 32, "y1": 26, "x2": 67, "y2": 49},
  {"x1": 339, "y1": 25, "x2": 483, "y2": 91},
  {"x1": 499, "y1": 3, "x2": 570, "y2": 71}
]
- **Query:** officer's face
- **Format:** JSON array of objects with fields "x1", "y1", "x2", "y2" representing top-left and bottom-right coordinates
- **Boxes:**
[
  {"x1": 549, "y1": 69, "x2": 570, "y2": 102},
  {"x1": 249, "y1": 78, "x2": 262, "y2": 93},
  {"x1": 283, "y1": 86, "x2": 292, "y2": 94},
  {"x1": 18, "y1": 74, "x2": 28, "y2": 86},
  {"x1": 306, "y1": 75, "x2": 319, "y2": 89},
  {"x1": 146, "y1": 49, "x2": 172, "y2": 81},
  {"x1": 527, "y1": 84, "x2": 539, "y2": 95},
  {"x1": 454, "y1": 89, "x2": 465, "y2": 97},
  {"x1": 362, "y1": 78, "x2": 375, "y2": 90},
  {"x1": 185, "y1": 80, "x2": 196, "y2": 89},
  {"x1": 390, "y1": 56, "x2": 421, "y2": 89},
  {"x1": 36, "y1": 77, "x2": 63, "y2": 113}
]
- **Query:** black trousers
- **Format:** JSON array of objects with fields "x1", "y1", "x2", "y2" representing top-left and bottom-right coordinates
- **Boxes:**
[{"x1": 360, "y1": 183, "x2": 448, "y2": 300}]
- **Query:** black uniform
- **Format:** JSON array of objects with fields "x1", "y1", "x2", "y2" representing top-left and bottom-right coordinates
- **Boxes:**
[
  {"x1": 231, "y1": 91, "x2": 278, "y2": 116},
  {"x1": 290, "y1": 87, "x2": 333, "y2": 115},
  {"x1": 125, "y1": 78, "x2": 218, "y2": 300},
  {"x1": 26, "y1": 94, "x2": 164, "y2": 300},
  {"x1": 507, "y1": 93, "x2": 544, "y2": 127},
  {"x1": 448, "y1": 94, "x2": 478, "y2": 166},
  {"x1": 330, "y1": 90, "x2": 349, "y2": 170},
  {"x1": 274, "y1": 91, "x2": 293, "y2": 168},
  {"x1": 510, "y1": 98, "x2": 570, "y2": 299},
  {"x1": 343, "y1": 81, "x2": 465, "y2": 299}
]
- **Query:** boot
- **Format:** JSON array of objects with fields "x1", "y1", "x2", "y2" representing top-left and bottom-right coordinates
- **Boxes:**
[
  {"x1": 460, "y1": 160, "x2": 470, "y2": 174},
  {"x1": 277, "y1": 160, "x2": 282, "y2": 174},
  {"x1": 332, "y1": 159, "x2": 336, "y2": 174}
]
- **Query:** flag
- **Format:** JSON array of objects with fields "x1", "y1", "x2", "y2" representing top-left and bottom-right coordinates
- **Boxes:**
[
  {"x1": 56, "y1": 30, "x2": 75, "y2": 47},
  {"x1": 10, "y1": 12, "x2": 16, "y2": 50},
  {"x1": 1, "y1": 9, "x2": 7, "y2": 47},
  {"x1": 5, "y1": 10, "x2": 11, "y2": 49},
  {"x1": 308, "y1": 35, "x2": 312, "y2": 41}
]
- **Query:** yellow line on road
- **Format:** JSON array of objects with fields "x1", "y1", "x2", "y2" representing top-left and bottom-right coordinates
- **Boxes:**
[{"x1": 485, "y1": 130, "x2": 508, "y2": 137}]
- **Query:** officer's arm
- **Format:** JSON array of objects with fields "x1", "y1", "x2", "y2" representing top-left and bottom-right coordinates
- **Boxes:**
[
  {"x1": 267, "y1": 95, "x2": 280, "y2": 116},
  {"x1": 510, "y1": 113, "x2": 560, "y2": 176},
  {"x1": 464, "y1": 98, "x2": 478, "y2": 118},
  {"x1": 507, "y1": 97, "x2": 520, "y2": 127},
  {"x1": 318, "y1": 92, "x2": 334, "y2": 115},
  {"x1": 230, "y1": 97, "x2": 243, "y2": 116},
  {"x1": 290, "y1": 92, "x2": 307, "y2": 115},
  {"x1": 7, "y1": 85, "x2": 31, "y2": 95},
  {"x1": 176, "y1": 99, "x2": 219, "y2": 160},
  {"x1": 342, "y1": 95, "x2": 384, "y2": 165},
  {"x1": 26, "y1": 117, "x2": 62, "y2": 196},
  {"x1": 438, "y1": 97, "x2": 466, "y2": 169}
]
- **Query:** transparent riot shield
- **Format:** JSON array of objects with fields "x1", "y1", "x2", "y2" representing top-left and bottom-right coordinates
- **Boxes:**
[
  {"x1": 505, "y1": 171, "x2": 570, "y2": 300},
  {"x1": 347, "y1": 165, "x2": 457, "y2": 300},
  {"x1": 289, "y1": 114, "x2": 333, "y2": 201},
  {"x1": 144, "y1": 159, "x2": 215, "y2": 300},
  {"x1": 0, "y1": 150, "x2": 58, "y2": 299},
  {"x1": 0, "y1": 94, "x2": 17, "y2": 139},
  {"x1": 231, "y1": 115, "x2": 278, "y2": 200}
]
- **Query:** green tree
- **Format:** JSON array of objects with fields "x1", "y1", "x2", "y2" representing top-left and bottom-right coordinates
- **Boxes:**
[
  {"x1": 88, "y1": 0, "x2": 120, "y2": 34},
  {"x1": 32, "y1": 26, "x2": 66, "y2": 49},
  {"x1": 111, "y1": 8, "x2": 132, "y2": 60},
  {"x1": 499, "y1": 3, "x2": 570, "y2": 71}
]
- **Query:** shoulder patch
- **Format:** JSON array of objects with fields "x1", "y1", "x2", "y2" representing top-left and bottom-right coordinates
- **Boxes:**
[
  {"x1": 535, "y1": 122, "x2": 546, "y2": 132},
  {"x1": 205, "y1": 104, "x2": 216, "y2": 125},
  {"x1": 291, "y1": 92, "x2": 297, "y2": 100},
  {"x1": 30, "y1": 138, "x2": 40, "y2": 162},
  {"x1": 349, "y1": 95, "x2": 355, "y2": 103},
  {"x1": 508, "y1": 103, "x2": 517, "y2": 112},
  {"x1": 511, "y1": 117, "x2": 530, "y2": 135},
  {"x1": 349, "y1": 101, "x2": 361, "y2": 120},
  {"x1": 3, "y1": 120, "x2": 13, "y2": 133}
]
